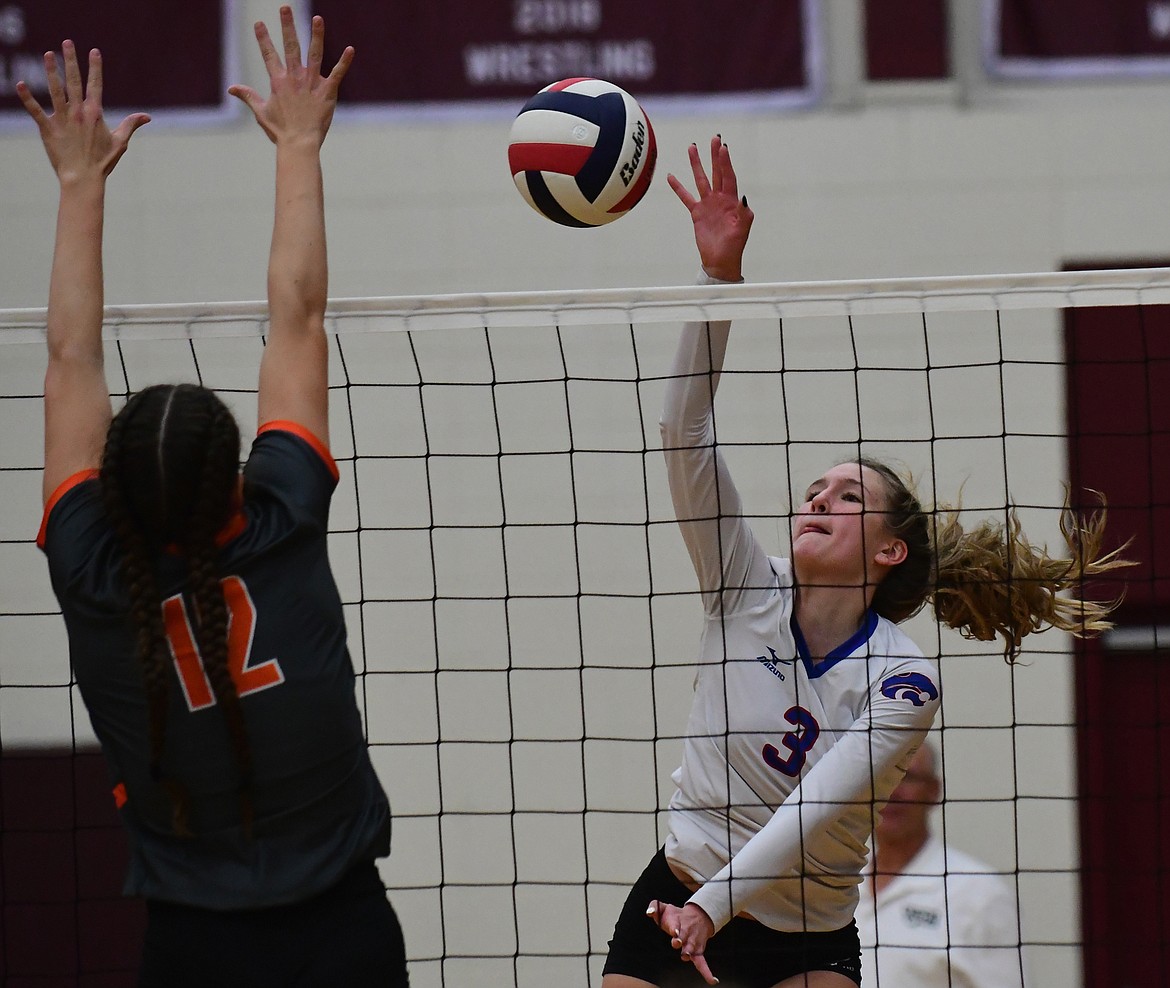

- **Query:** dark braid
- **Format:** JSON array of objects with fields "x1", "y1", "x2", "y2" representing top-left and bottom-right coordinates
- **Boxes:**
[
  {"x1": 183, "y1": 397, "x2": 255, "y2": 834},
  {"x1": 101, "y1": 391, "x2": 193, "y2": 834},
  {"x1": 101, "y1": 384, "x2": 249, "y2": 835}
]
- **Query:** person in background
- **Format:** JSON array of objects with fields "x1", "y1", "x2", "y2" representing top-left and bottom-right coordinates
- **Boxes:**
[{"x1": 855, "y1": 741, "x2": 1027, "y2": 987}]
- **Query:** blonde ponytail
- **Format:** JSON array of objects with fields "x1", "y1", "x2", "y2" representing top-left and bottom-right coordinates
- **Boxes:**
[
  {"x1": 859, "y1": 457, "x2": 1135, "y2": 663},
  {"x1": 930, "y1": 491, "x2": 1133, "y2": 662}
]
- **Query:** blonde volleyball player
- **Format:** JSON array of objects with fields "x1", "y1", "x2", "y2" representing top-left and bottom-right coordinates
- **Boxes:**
[
  {"x1": 599, "y1": 137, "x2": 1131, "y2": 988},
  {"x1": 22, "y1": 10, "x2": 409, "y2": 985}
]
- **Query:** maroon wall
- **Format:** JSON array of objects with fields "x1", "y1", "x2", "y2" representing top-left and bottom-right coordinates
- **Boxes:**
[{"x1": 1, "y1": 749, "x2": 143, "y2": 987}]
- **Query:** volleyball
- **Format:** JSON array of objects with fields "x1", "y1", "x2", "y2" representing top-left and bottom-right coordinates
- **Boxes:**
[{"x1": 508, "y1": 77, "x2": 657, "y2": 228}]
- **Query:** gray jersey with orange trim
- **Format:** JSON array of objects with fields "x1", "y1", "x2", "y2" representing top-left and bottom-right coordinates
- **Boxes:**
[{"x1": 39, "y1": 425, "x2": 390, "y2": 909}]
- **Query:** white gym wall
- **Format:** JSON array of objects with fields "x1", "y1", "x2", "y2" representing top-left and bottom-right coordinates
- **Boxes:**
[{"x1": 4, "y1": 1, "x2": 1170, "y2": 306}]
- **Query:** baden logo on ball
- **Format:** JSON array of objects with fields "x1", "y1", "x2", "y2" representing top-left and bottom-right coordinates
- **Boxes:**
[{"x1": 508, "y1": 77, "x2": 657, "y2": 228}]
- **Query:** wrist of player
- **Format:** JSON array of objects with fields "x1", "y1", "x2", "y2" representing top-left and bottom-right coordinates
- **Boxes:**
[
  {"x1": 56, "y1": 168, "x2": 109, "y2": 194},
  {"x1": 683, "y1": 901, "x2": 715, "y2": 933},
  {"x1": 699, "y1": 262, "x2": 744, "y2": 284}
]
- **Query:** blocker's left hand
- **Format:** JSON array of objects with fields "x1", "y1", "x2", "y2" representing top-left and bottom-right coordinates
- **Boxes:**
[
  {"x1": 646, "y1": 899, "x2": 719, "y2": 985},
  {"x1": 17, "y1": 41, "x2": 150, "y2": 183}
]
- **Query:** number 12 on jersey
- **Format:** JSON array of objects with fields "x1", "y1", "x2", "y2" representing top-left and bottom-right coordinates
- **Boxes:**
[{"x1": 162, "y1": 575, "x2": 285, "y2": 712}]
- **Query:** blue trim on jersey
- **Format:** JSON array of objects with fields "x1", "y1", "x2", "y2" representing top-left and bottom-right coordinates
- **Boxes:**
[{"x1": 791, "y1": 609, "x2": 880, "y2": 679}]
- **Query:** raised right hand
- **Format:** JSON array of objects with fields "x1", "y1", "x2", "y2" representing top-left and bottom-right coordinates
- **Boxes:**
[
  {"x1": 228, "y1": 5, "x2": 354, "y2": 148},
  {"x1": 666, "y1": 135, "x2": 754, "y2": 283}
]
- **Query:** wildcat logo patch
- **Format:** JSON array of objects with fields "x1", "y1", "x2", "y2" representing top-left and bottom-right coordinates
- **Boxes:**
[{"x1": 880, "y1": 672, "x2": 939, "y2": 706}]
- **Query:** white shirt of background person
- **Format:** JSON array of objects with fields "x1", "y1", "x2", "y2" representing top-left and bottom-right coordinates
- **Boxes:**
[{"x1": 855, "y1": 742, "x2": 1027, "y2": 988}]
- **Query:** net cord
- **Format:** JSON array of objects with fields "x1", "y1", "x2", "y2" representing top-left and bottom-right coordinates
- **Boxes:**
[{"x1": 3, "y1": 267, "x2": 1170, "y2": 340}]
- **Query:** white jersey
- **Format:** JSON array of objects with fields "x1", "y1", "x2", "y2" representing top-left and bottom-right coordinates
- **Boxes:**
[
  {"x1": 661, "y1": 295, "x2": 941, "y2": 935},
  {"x1": 855, "y1": 836, "x2": 1026, "y2": 987}
]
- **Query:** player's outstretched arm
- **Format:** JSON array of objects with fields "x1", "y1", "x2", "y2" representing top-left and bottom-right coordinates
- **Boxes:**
[
  {"x1": 659, "y1": 136, "x2": 765, "y2": 603},
  {"x1": 230, "y1": 5, "x2": 354, "y2": 445},
  {"x1": 18, "y1": 43, "x2": 150, "y2": 504}
]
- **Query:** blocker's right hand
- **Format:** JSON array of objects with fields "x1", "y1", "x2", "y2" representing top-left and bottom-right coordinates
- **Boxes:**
[
  {"x1": 666, "y1": 135, "x2": 754, "y2": 284},
  {"x1": 228, "y1": 5, "x2": 354, "y2": 148}
]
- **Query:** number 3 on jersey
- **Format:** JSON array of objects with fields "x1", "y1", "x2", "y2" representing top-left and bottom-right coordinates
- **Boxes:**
[
  {"x1": 762, "y1": 705, "x2": 820, "y2": 777},
  {"x1": 162, "y1": 575, "x2": 284, "y2": 712}
]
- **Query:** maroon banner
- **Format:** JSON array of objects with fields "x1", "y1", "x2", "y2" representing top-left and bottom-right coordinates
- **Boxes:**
[
  {"x1": 865, "y1": 0, "x2": 948, "y2": 80},
  {"x1": 991, "y1": 0, "x2": 1170, "y2": 75},
  {"x1": 311, "y1": 0, "x2": 813, "y2": 108},
  {"x1": 0, "y1": 1, "x2": 233, "y2": 124}
]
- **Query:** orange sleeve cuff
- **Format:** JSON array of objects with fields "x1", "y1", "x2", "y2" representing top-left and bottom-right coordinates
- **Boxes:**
[
  {"x1": 257, "y1": 420, "x2": 339, "y2": 482},
  {"x1": 37, "y1": 469, "x2": 100, "y2": 549}
]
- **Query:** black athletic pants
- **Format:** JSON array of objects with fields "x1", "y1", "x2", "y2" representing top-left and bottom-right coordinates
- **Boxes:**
[{"x1": 139, "y1": 861, "x2": 409, "y2": 987}]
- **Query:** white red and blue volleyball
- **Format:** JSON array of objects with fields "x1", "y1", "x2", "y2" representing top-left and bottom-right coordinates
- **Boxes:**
[{"x1": 508, "y1": 77, "x2": 657, "y2": 228}]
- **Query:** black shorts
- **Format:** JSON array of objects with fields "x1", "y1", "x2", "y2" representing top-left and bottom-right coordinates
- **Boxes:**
[
  {"x1": 602, "y1": 847, "x2": 862, "y2": 988},
  {"x1": 139, "y1": 861, "x2": 409, "y2": 988}
]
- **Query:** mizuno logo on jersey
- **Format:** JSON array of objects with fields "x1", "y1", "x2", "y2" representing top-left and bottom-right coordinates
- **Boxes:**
[
  {"x1": 755, "y1": 646, "x2": 792, "y2": 681},
  {"x1": 879, "y1": 672, "x2": 939, "y2": 706}
]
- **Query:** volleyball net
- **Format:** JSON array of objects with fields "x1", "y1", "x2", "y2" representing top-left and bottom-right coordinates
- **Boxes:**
[{"x1": 1, "y1": 270, "x2": 1167, "y2": 987}]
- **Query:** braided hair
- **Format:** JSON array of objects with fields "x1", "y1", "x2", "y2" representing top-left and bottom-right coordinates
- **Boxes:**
[
  {"x1": 100, "y1": 383, "x2": 253, "y2": 835},
  {"x1": 857, "y1": 457, "x2": 1134, "y2": 662}
]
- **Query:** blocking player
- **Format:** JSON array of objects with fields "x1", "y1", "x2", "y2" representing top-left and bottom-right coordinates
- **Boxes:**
[{"x1": 22, "y1": 9, "x2": 409, "y2": 985}]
